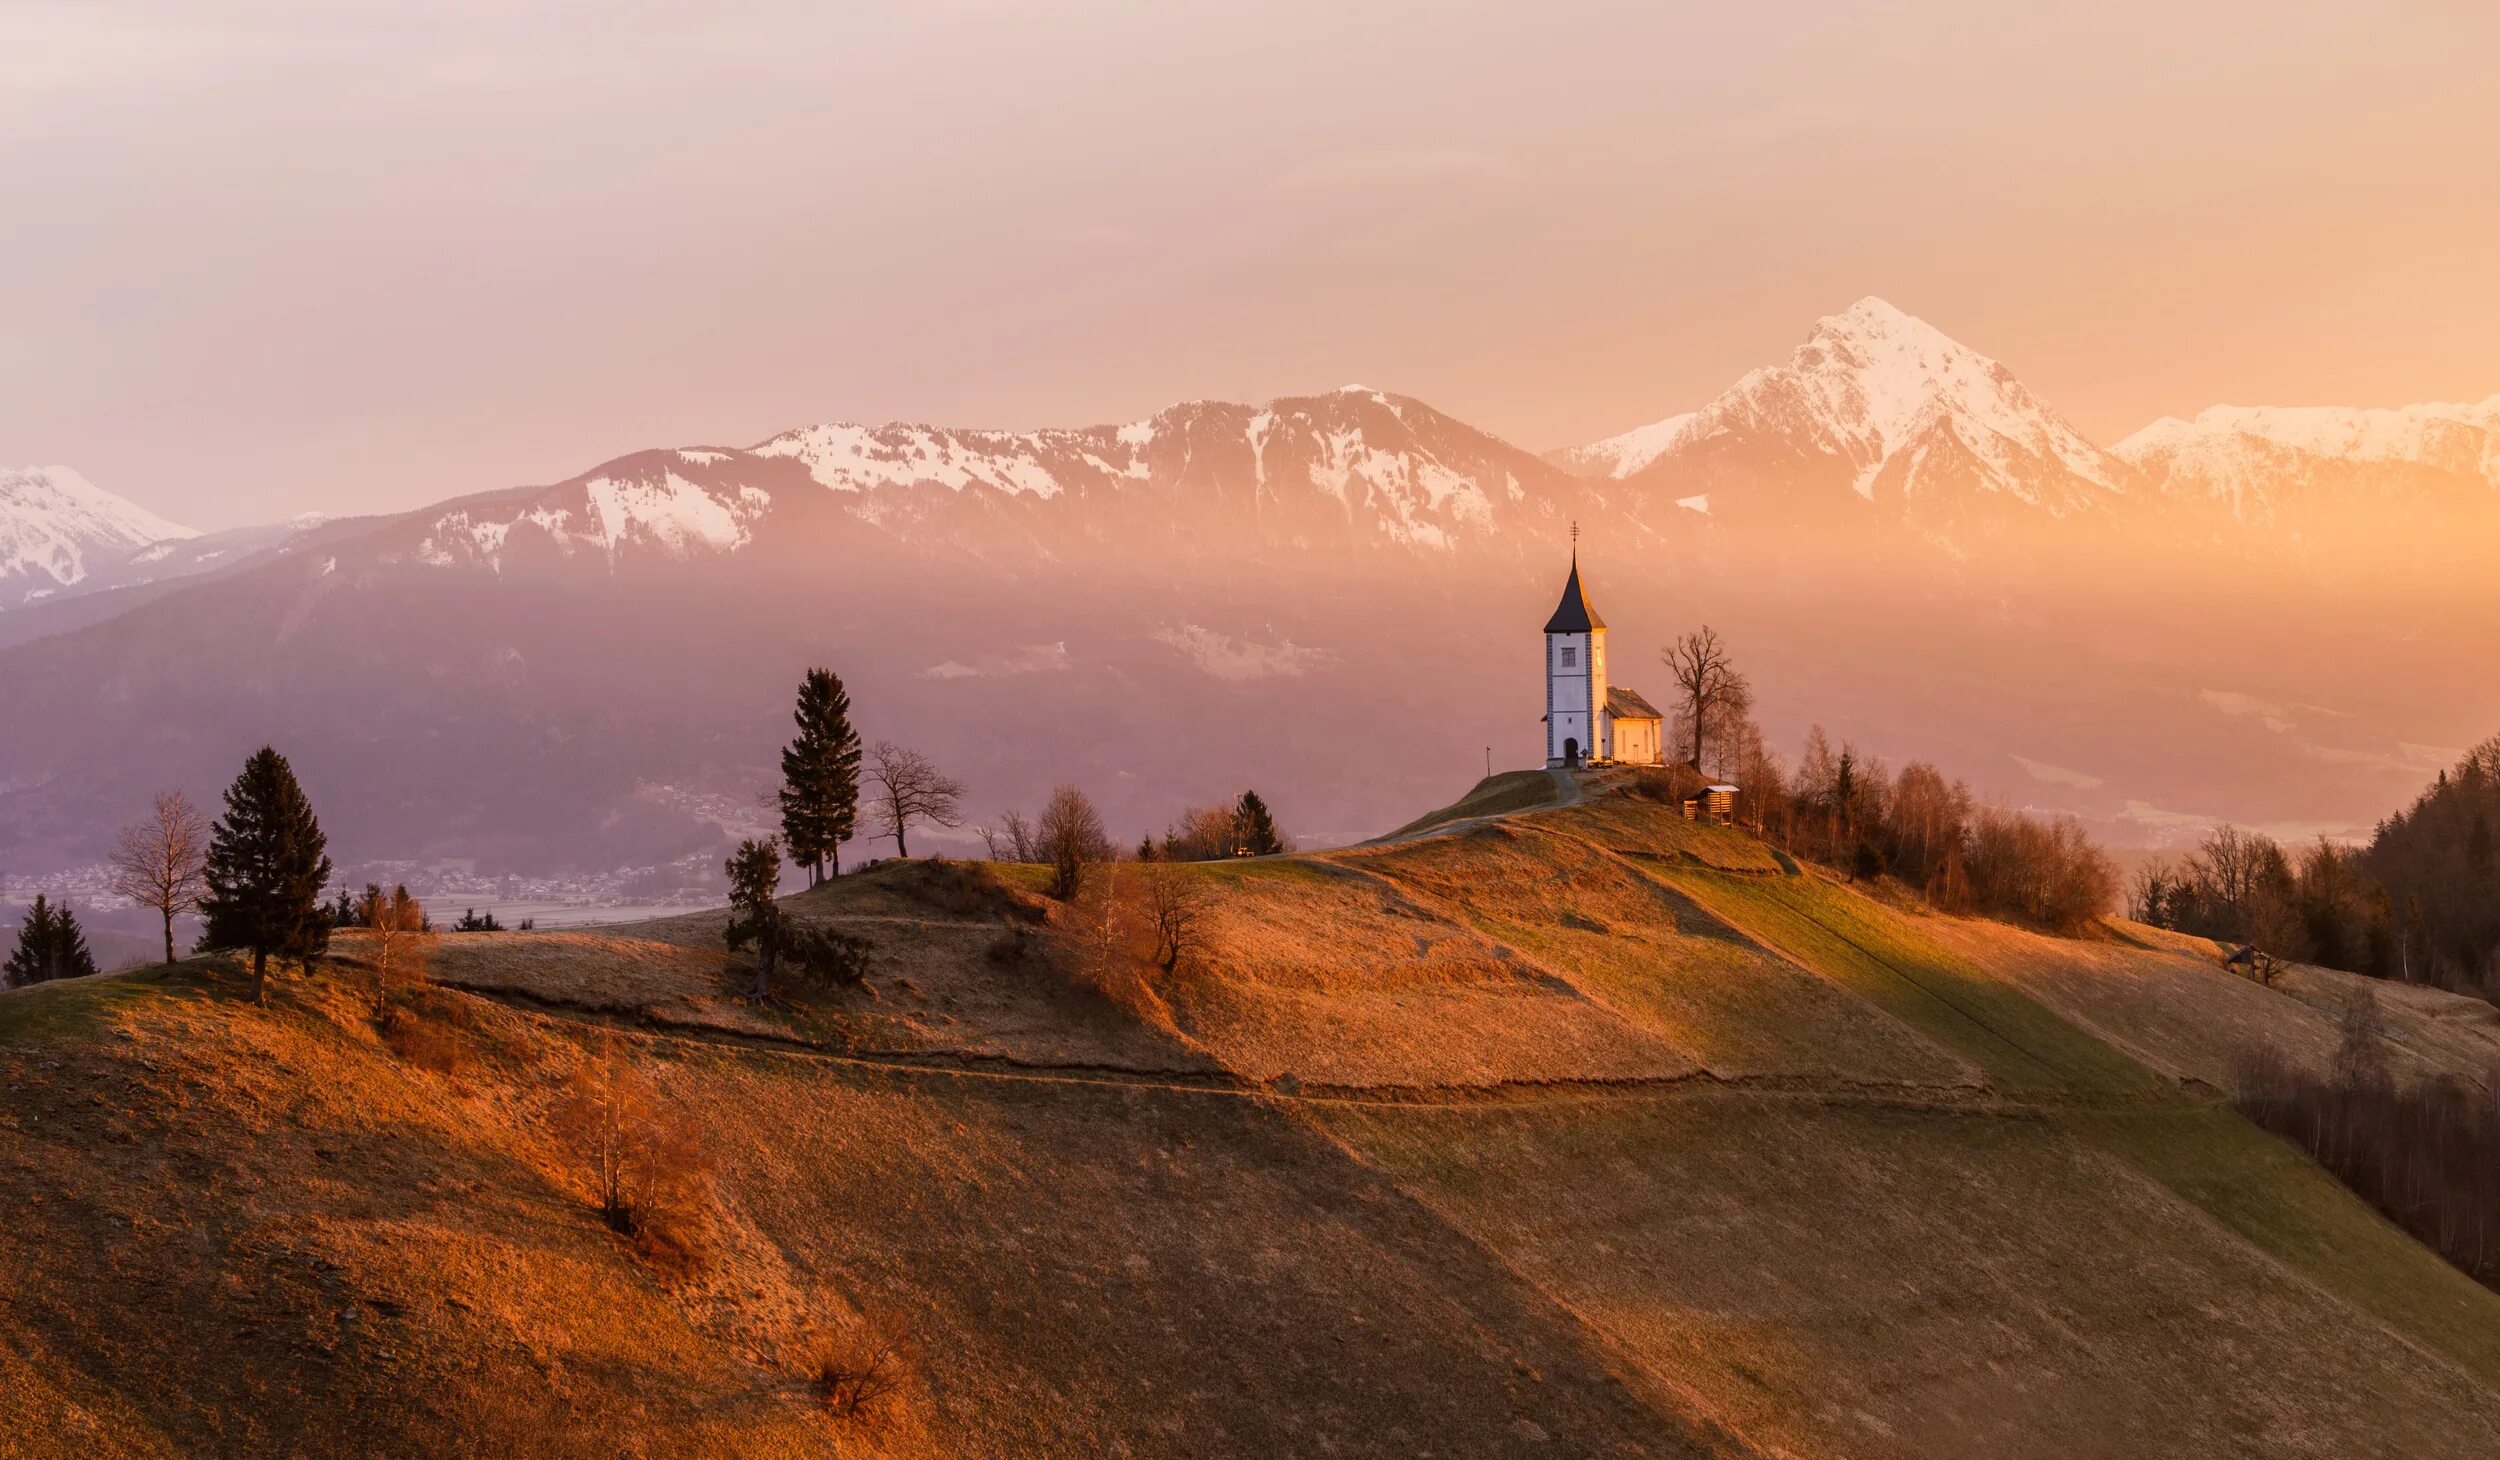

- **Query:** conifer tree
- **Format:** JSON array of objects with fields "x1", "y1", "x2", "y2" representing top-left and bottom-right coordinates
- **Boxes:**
[
  {"x1": 3, "y1": 895, "x2": 98, "y2": 987},
  {"x1": 724, "y1": 837, "x2": 785, "y2": 1000},
  {"x1": 779, "y1": 668, "x2": 863, "y2": 885},
  {"x1": 199, "y1": 746, "x2": 333, "y2": 1005},
  {"x1": 1233, "y1": 790, "x2": 1287, "y2": 857}
]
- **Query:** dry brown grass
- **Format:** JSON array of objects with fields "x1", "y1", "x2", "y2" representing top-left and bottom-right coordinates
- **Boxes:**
[
  {"x1": 1920, "y1": 914, "x2": 2500, "y2": 1095},
  {"x1": 1536, "y1": 793, "x2": 1790, "y2": 872},
  {"x1": 1164, "y1": 857, "x2": 1694, "y2": 1088},
  {"x1": 377, "y1": 992, "x2": 475, "y2": 1076},
  {"x1": 426, "y1": 928, "x2": 727, "y2": 1009},
  {"x1": 1321, "y1": 1090, "x2": 2500, "y2": 1460},
  {"x1": 14, "y1": 788, "x2": 2500, "y2": 1456}
]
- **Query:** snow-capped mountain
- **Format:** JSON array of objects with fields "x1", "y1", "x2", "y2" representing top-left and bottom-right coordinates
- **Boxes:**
[
  {"x1": 2116, "y1": 396, "x2": 2500, "y2": 522},
  {"x1": 0, "y1": 466, "x2": 196, "y2": 607},
  {"x1": 1556, "y1": 298, "x2": 2132, "y2": 532},
  {"x1": 405, "y1": 387, "x2": 1609, "y2": 574}
]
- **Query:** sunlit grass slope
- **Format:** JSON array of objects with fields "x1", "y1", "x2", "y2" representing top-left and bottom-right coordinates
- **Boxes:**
[{"x1": 8, "y1": 777, "x2": 2500, "y2": 1457}]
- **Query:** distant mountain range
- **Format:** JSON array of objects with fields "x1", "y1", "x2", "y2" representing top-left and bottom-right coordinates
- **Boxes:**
[
  {"x1": 9, "y1": 297, "x2": 2495, "y2": 590},
  {"x1": 2114, "y1": 396, "x2": 2500, "y2": 524},
  {"x1": 3, "y1": 299, "x2": 2494, "y2": 882}
]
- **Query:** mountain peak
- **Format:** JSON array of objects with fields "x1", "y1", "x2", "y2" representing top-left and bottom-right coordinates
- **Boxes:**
[
  {"x1": 1820, "y1": 294, "x2": 1926, "y2": 336},
  {"x1": 2, "y1": 466, "x2": 198, "y2": 606},
  {"x1": 1556, "y1": 299, "x2": 2127, "y2": 521}
]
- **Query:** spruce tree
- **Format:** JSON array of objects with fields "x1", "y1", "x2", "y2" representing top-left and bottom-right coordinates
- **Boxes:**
[
  {"x1": 778, "y1": 668, "x2": 863, "y2": 885},
  {"x1": 4, "y1": 896, "x2": 98, "y2": 987},
  {"x1": 199, "y1": 747, "x2": 333, "y2": 1004},
  {"x1": 1233, "y1": 790, "x2": 1287, "y2": 857},
  {"x1": 723, "y1": 837, "x2": 784, "y2": 1000},
  {"x1": 2, "y1": 897, "x2": 55, "y2": 988}
]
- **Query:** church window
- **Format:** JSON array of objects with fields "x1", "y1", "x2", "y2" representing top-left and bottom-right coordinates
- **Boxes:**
[{"x1": 1560, "y1": 647, "x2": 1577, "y2": 668}]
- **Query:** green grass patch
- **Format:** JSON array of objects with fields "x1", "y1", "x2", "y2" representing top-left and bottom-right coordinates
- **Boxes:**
[
  {"x1": 2071, "y1": 1105, "x2": 2500, "y2": 1390},
  {"x1": 1651, "y1": 867, "x2": 2164, "y2": 1098},
  {"x1": 1382, "y1": 771, "x2": 1560, "y2": 839},
  {"x1": 0, "y1": 971, "x2": 195, "y2": 1047}
]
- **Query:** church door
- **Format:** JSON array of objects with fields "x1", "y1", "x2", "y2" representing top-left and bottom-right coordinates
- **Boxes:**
[{"x1": 1563, "y1": 737, "x2": 1580, "y2": 769}]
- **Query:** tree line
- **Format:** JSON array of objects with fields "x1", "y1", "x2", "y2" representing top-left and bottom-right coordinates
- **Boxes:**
[
  {"x1": 1664, "y1": 626, "x2": 2119, "y2": 934},
  {"x1": 2131, "y1": 734, "x2": 2500, "y2": 999},
  {"x1": 2235, "y1": 983, "x2": 2500, "y2": 1291}
]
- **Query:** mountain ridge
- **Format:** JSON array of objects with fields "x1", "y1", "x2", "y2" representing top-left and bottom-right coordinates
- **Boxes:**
[{"x1": 2115, "y1": 394, "x2": 2500, "y2": 522}]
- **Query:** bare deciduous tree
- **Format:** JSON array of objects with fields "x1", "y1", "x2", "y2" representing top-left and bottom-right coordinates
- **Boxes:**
[
  {"x1": 866, "y1": 741, "x2": 966, "y2": 859},
  {"x1": 1058, "y1": 867, "x2": 1170, "y2": 1028},
  {"x1": 106, "y1": 790, "x2": 210, "y2": 966},
  {"x1": 976, "y1": 809, "x2": 1038, "y2": 862},
  {"x1": 1141, "y1": 860, "x2": 1211, "y2": 974},
  {"x1": 1161, "y1": 804, "x2": 1243, "y2": 862},
  {"x1": 1035, "y1": 784, "x2": 1114, "y2": 900},
  {"x1": 810, "y1": 1312, "x2": 915, "y2": 1424},
  {"x1": 549, "y1": 1036, "x2": 716, "y2": 1263},
  {"x1": 356, "y1": 883, "x2": 432, "y2": 1014},
  {"x1": 1664, "y1": 626, "x2": 1740, "y2": 769}
]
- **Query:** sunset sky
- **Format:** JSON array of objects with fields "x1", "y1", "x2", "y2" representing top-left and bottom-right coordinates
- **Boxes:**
[{"x1": 4, "y1": 1, "x2": 2496, "y2": 531}]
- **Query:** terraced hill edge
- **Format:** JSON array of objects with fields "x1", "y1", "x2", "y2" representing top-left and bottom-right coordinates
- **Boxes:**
[{"x1": 6, "y1": 778, "x2": 2500, "y2": 1457}]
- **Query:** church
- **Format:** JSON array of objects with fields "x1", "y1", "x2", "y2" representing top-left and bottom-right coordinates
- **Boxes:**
[{"x1": 1543, "y1": 546, "x2": 1666, "y2": 769}]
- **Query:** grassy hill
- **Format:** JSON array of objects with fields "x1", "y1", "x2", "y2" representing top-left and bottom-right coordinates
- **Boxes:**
[{"x1": 6, "y1": 775, "x2": 2500, "y2": 1456}]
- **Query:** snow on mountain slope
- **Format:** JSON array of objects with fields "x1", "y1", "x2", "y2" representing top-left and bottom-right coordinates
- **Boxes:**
[
  {"x1": 2116, "y1": 396, "x2": 2500, "y2": 520},
  {"x1": 1577, "y1": 299, "x2": 2132, "y2": 528},
  {"x1": 0, "y1": 466, "x2": 196, "y2": 606},
  {"x1": 1548, "y1": 411, "x2": 1698, "y2": 479},
  {"x1": 410, "y1": 452, "x2": 785, "y2": 569},
  {"x1": 410, "y1": 388, "x2": 1597, "y2": 572}
]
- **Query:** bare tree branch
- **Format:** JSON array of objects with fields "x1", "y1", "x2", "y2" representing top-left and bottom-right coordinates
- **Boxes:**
[
  {"x1": 106, "y1": 790, "x2": 210, "y2": 966},
  {"x1": 866, "y1": 741, "x2": 966, "y2": 859}
]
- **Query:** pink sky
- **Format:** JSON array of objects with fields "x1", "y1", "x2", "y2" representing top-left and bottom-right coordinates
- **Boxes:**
[{"x1": 4, "y1": 1, "x2": 2496, "y2": 531}]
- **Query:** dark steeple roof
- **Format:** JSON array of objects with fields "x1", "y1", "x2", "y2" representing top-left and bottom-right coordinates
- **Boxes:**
[{"x1": 1543, "y1": 553, "x2": 1606, "y2": 635}]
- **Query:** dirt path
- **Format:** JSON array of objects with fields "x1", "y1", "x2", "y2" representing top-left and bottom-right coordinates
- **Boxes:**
[{"x1": 442, "y1": 975, "x2": 2205, "y2": 1121}]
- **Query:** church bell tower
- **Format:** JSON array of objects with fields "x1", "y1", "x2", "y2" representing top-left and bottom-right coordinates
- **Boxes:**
[{"x1": 1543, "y1": 529, "x2": 1609, "y2": 769}]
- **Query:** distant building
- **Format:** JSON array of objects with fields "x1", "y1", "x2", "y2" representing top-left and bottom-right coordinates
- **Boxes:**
[{"x1": 1542, "y1": 545, "x2": 1667, "y2": 769}]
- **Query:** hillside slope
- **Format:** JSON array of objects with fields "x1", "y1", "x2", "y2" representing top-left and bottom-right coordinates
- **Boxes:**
[{"x1": 6, "y1": 780, "x2": 2500, "y2": 1457}]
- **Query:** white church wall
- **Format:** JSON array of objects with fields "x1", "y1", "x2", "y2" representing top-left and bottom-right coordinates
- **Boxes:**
[{"x1": 1547, "y1": 630, "x2": 1595, "y2": 766}]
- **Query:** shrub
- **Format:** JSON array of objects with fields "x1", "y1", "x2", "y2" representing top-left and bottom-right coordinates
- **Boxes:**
[
  {"x1": 985, "y1": 918, "x2": 1042, "y2": 972},
  {"x1": 1619, "y1": 763, "x2": 1709, "y2": 806},
  {"x1": 379, "y1": 998, "x2": 471, "y2": 1076},
  {"x1": 548, "y1": 1040, "x2": 716, "y2": 1271},
  {"x1": 785, "y1": 922, "x2": 874, "y2": 989},
  {"x1": 808, "y1": 1314, "x2": 914, "y2": 1423}
]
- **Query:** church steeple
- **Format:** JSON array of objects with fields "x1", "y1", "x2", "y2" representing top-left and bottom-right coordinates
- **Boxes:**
[
  {"x1": 1543, "y1": 530, "x2": 1607, "y2": 634},
  {"x1": 1542, "y1": 529, "x2": 1610, "y2": 770}
]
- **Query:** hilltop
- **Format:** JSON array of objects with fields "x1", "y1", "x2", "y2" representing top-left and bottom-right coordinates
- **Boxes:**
[{"x1": 6, "y1": 773, "x2": 2500, "y2": 1456}]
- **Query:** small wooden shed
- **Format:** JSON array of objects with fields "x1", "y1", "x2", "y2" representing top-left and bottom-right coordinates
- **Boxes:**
[{"x1": 1681, "y1": 784, "x2": 1741, "y2": 825}]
